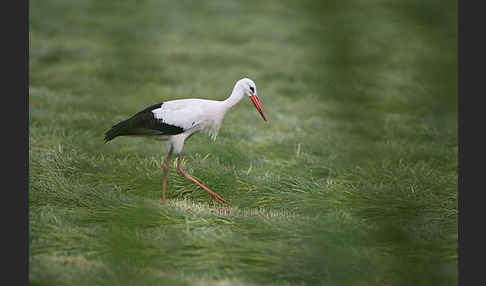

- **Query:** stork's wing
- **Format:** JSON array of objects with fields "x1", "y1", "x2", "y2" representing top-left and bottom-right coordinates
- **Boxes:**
[
  {"x1": 104, "y1": 102, "x2": 185, "y2": 142},
  {"x1": 150, "y1": 99, "x2": 206, "y2": 131}
]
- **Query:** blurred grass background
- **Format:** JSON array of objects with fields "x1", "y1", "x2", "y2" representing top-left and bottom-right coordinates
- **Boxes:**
[{"x1": 29, "y1": 0, "x2": 457, "y2": 285}]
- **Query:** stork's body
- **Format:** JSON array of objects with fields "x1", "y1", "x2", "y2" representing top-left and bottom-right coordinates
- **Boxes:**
[{"x1": 104, "y1": 78, "x2": 267, "y2": 204}]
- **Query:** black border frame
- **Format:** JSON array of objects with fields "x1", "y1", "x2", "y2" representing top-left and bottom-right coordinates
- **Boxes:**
[{"x1": 4, "y1": 0, "x2": 29, "y2": 284}]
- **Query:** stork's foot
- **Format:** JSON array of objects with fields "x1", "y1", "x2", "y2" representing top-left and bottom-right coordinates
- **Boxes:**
[
  {"x1": 176, "y1": 155, "x2": 230, "y2": 204},
  {"x1": 179, "y1": 170, "x2": 230, "y2": 204},
  {"x1": 207, "y1": 191, "x2": 231, "y2": 204}
]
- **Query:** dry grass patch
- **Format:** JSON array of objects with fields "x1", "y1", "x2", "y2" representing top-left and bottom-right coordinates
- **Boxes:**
[{"x1": 168, "y1": 199, "x2": 298, "y2": 220}]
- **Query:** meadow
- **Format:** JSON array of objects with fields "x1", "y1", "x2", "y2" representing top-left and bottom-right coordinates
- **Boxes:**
[{"x1": 29, "y1": 1, "x2": 457, "y2": 285}]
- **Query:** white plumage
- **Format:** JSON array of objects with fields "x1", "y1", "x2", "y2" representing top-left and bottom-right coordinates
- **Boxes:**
[
  {"x1": 104, "y1": 78, "x2": 267, "y2": 204},
  {"x1": 151, "y1": 99, "x2": 224, "y2": 150}
]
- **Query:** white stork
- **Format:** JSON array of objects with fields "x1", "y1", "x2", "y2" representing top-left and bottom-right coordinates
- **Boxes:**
[{"x1": 104, "y1": 78, "x2": 267, "y2": 204}]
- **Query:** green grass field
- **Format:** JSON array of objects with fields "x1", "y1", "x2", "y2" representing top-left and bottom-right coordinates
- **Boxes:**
[{"x1": 29, "y1": 1, "x2": 457, "y2": 285}]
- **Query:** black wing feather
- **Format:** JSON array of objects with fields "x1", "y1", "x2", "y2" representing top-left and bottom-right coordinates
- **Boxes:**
[{"x1": 104, "y1": 103, "x2": 184, "y2": 143}]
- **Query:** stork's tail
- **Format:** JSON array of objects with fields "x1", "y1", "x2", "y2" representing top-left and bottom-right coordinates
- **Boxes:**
[{"x1": 104, "y1": 119, "x2": 131, "y2": 143}]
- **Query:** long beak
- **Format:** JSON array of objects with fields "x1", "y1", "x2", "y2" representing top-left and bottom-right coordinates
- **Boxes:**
[{"x1": 250, "y1": 93, "x2": 267, "y2": 122}]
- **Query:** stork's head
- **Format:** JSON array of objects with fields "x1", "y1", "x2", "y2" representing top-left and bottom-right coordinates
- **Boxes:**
[{"x1": 237, "y1": 78, "x2": 267, "y2": 122}]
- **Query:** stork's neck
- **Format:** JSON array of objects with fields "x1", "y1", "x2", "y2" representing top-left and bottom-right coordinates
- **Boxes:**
[{"x1": 221, "y1": 85, "x2": 246, "y2": 112}]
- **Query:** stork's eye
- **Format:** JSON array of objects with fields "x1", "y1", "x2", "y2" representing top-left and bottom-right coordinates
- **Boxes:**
[{"x1": 249, "y1": 86, "x2": 255, "y2": 92}]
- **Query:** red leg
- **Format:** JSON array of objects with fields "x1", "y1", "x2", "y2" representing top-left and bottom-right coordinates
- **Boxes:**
[
  {"x1": 161, "y1": 148, "x2": 173, "y2": 203},
  {"x1": 176, "y1": 154, "x2": 230, "y2": 204}
]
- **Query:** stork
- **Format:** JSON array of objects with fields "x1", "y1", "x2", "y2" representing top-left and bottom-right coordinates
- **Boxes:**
[{"x1": 104, "y1": 78, "x2": 267, "y2": 204}]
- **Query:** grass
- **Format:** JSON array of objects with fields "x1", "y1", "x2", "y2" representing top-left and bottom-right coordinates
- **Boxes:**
[{"x1": 29, "y1": 0, "x2": 457, "y2": 285}]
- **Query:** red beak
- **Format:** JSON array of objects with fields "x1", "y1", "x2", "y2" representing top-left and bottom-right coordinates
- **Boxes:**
[{"x1": 250, "y1": 94, "x2": 267, "y2": 122}]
